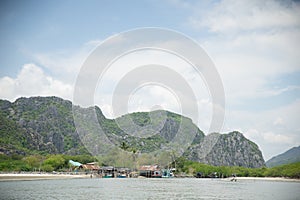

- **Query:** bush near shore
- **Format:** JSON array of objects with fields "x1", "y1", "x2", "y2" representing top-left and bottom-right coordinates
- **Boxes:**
[
  {"x1": 0, "y1": 154, "x2": 299, "y2": 179},
  {"x1": 175, "y1": 157, "x2": 300, "y2": 179},
  {"x1": 0, "y1": 154, "x2": 95, "y2": 172}
]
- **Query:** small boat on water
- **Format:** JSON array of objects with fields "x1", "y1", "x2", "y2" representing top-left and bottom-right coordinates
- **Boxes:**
[
  {"x1": 99, "y1": 166, "x2": 115, "y2": 178},
  {"x1": 117, "y1": 168, "x2": 130, "y2": 178},
  {"x1": 162, "y1": 168, "x2": 175, "y2": 178},
  {"x1": 117, "y1": 174, "x2": 127, "y2": 178},
  {"x1": 103, "y1": 173, "x2": 113, "y2": 178}
]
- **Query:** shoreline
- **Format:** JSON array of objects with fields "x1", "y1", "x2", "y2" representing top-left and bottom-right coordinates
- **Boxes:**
[
  {"x1": 219, "y1": 176, "x2": 300, "y2": 182},
  {"x1": 231, "y1": 177, "x2": 300, "y2": 182},
  {"x1": 0, "y1": 173, "x2": 89, "y2": 181},
  {"x1": 0, "y1": 173, "x2": 299, "y2": 182}
]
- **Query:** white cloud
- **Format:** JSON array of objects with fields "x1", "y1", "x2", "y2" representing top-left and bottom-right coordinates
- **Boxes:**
[
  {"x1": 263, "y1": 131, "x2": 293, "y2": 144},
  {"x1": 182, "y1": 0, "x2": 300, "y2": 106},
  {"x1": 262, "y1": 85, "x2": 300, "y2": 97},
  {"x1": 189, "y1": 0, "x2": 300, "y2": 33},
  {"x1": 32, "y1": 40, "x2": 102, "y2": 83},
  {"x1": 273, "y1": 117, "x2": 284, "y2": 126},
  {"x1": 185, "y1": 1, "x2": 300, "y2": 159},
  {"x1": 243, "y1": 127, "x2": 298, "y2": 160},
  {"x1": 201, "y1": 30, "x2": 300, "y2": 105},
  {"x1": 228, "y1": 99, "x2": 300, "y2": 159},
  {"x1": 94, "y1": 49, "x2": 214, "y2": 132},
  {"x1": 0, "y1": 64, "x2": 73, "y2": 101},
  {"x1": 0, "y1": 77, "x2": 15, "y2": 98},
  {"x1": 244, "y1": 129, "x2": 293, "y2": 145},
  {"x1": 10, "y1": 39, "x2": 213, "y2": 128}
]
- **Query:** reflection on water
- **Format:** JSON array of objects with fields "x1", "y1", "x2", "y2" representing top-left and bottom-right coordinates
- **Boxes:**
[{"x1": 0, "y1": 178, "x2": 299, "y2": 200}]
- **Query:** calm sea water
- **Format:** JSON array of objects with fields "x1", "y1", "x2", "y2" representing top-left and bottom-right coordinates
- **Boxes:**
[{"x1": 0, "y1": 178, "x2": 299, "y2": 200}]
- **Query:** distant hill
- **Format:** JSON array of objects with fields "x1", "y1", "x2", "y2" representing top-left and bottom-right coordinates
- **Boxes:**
[
  {"x1": 266, "y1": 146, "x2": 300, "y2": 167},
  {"x1": 0, "y1": 96, "x2": 265, "y2": 168}
]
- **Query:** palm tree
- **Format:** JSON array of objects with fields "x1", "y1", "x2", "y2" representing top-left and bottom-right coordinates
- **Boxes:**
[{"x1": 120, "y1": 142, "x2": 128, "y2": 150}]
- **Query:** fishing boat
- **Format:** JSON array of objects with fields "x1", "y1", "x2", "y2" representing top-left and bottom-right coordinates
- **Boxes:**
[
  {"x1": 99, "y1": 166, "x2": 115, "y2": 178},
  {"x1": 162, "y1": 168, "x2": 175, "y2": 178},
  {"x1": 116, "y1": 168, "x2": 130, "y2": 178},
  {"x1": 103, "y1": 173, "x2": 113, "y2": 178}
]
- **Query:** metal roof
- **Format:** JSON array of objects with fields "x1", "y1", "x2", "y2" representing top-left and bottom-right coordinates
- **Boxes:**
[
  {"x1": 69, "y1": 160, "x2": 82, "y2": 167},
  {"x1": 139, "y1": 165, "x2": 160, "y2": 171}
]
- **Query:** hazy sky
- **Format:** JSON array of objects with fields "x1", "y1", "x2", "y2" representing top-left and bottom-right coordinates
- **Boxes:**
[{"x1": 0, "y1": 0, "x2": 300, "y2": 160}]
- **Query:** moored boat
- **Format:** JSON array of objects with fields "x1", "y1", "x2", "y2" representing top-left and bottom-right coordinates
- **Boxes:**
[{"x1": 162, "y1": 168, "x2": 175, "y2": 178}]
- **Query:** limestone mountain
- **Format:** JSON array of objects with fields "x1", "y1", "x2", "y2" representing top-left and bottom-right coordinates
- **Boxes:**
[
  {"x1": 185, "y1": 132, "x2": 265, "y2": 168},
  {"x1": 0, "y1": 97, "x2": 85, "y2": 155},
  {"x1": 0, "y1": 96, "x2": 265, "y2": 168},
  {"x1": 0, "y1": 96, "x2": 204, "y2": 156}
]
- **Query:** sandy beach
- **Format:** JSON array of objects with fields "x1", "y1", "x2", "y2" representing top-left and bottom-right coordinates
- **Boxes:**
[{"x1": 0, "y1": 173, "x2": 89, "y2": 181}]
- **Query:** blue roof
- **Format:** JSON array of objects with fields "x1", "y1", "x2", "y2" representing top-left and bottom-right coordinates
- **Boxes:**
[{"x1": 69, "y1": 160, "x2": 82, "y2": 167}]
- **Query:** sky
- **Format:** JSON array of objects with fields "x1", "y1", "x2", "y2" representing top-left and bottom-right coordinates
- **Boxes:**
[{"x1": 0, "y1": 0, "x2": 300, "y2": 160}]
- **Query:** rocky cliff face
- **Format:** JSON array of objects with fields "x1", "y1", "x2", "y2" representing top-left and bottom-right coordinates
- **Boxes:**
[
  {"x1": 0, "y1": 96, "x2": 204, "y2": 156},
  {"x1": 0, "y1": 96, "x2": 265, "y2": 168},
  {"x1": 0, "y1": 96, "x2": 86, "y2": 155},
  {"x1": 185, "y1": 132, "x2": 265, "y2": 168}
]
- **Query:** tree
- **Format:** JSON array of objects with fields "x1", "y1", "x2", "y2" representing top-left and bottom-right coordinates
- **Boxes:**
[
  {"x1": 120, "y1": 142, "x2": 129, "y2": 150},
  {"x1": 41, "y1": 164, "x2": 54, "y2": 172},
  {"x1": 22, "y1": 155, "x2": 44, "y2": 171},
  {"x1": 43, "y1": 155, "x2": 65, "y2": 171}
]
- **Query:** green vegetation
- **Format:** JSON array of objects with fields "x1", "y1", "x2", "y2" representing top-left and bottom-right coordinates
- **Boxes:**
[
  {"x1": 0, "y1": 154, "x2": 31, "y2": 172},
  {"x1": 0, "y1": 97, "x2": 204, "y2": 164},
  {"x1": 263, "y1": 162, "x2": 300, "y2": 178},
  {"x1": 0, "y1": 154, "x2": 96, "y2": 172},
  {"x1": 0, "y1": 113, "x2": 29, "y2": 153},
  {"x1": 1, "y1": 154, "x2": 299, "y2": 179},
  {"x1": 0, "y1": 96, "x2": 265, "y2": 168},
  {"x1": 175, "y1": 157, "x2": 300, "y2": 179},
  {"x1": 0, "y1": 97, "x2": 93, "y2": 155},
  {"x1": 130, "y1": 112, "x2": 151, "y2": 126}
]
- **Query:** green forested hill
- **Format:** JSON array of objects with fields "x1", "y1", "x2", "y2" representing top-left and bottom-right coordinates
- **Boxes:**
[
  {"x1": 0, "y1": 97, "x2": 86, "y2": 155},
  {"x1": 0, "y1": 96, "x2": 204, "y2": 155},
  {"x1": 0, "y1": 112, "x2": 28, "y2": 155},
  {"x1": 0, "y1": 96, "x2": 265, "y2": 168}
]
